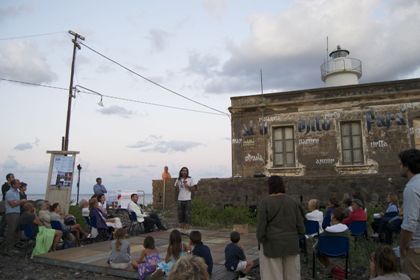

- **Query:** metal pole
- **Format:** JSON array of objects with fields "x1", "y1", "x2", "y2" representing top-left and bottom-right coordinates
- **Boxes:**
[
  {"x1": 76, "y1": 164, "x2": 82, "y2": 205},
  {"x1": 64, "y1": 30, "x2": 84, "y2": 151}
]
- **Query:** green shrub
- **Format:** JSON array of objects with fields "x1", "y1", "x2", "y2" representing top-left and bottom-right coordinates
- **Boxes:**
[
  {"x1": 69, "y1": 205, "x2": 85, "y2": 226},
  {"x1": 192, "y1": 199, "x2": 256, "y2": 228}
]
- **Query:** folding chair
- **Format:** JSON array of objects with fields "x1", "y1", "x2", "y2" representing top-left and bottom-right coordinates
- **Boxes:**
[
  {"x1": 51, "y1": 220, "x2": 64, "y2": 231},
  {"x1": 301, "y1": 220, "x2": 321, "y2": 263},
  {"x1": 349, "y1": 221, "x2": 367, "y2": 238},
  {"x1": 313, "y1": 235, "x2": 349, "y2": 279},
  {"x1": 128, "y1": 211, "x2": 144, "y2": 235}
]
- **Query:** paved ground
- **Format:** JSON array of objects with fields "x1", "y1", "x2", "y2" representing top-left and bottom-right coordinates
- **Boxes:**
[{"x1": 32, "y1": 228, "x2": 259, "y2": 280}]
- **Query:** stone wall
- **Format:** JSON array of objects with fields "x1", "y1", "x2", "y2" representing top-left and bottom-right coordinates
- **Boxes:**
[{"x1": 152, "y1": 174, "x2": 408, "y2": 211}]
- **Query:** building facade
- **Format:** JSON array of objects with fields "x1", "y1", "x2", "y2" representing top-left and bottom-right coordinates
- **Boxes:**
[{"x1": 229, "y1": 78, "x2": 420, "y2": 178}]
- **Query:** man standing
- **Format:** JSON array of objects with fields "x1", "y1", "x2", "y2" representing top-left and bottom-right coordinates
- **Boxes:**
[
  {"x1": 127, "y1": 193, "x2": 166, "y2": 232},
  {"x1": 93, "y1": 177, "x2": 107, "y2": 196},
  {"x1": 0, "y1": 173, "x2": 14, "y2": 237},
  {"x1": 0, "y1": 179, "x2": 27, "y2": 255},
  {"x1": 399, "y1": 149, "x2": 420, "y2": 280}
]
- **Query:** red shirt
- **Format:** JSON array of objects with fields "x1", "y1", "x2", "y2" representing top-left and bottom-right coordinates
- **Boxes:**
[{"x1": 343, "y1": 208, "x2": 367, "y2": 225}]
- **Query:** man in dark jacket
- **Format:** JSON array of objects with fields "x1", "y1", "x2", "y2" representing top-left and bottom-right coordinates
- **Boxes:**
[{"x1": 0, "y1": 173, "x2": 15, "y2": 237}]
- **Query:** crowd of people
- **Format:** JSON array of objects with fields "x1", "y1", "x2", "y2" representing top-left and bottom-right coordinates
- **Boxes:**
[{"x1": 1, "y1": 150, "x2": 420, "y2": 280}]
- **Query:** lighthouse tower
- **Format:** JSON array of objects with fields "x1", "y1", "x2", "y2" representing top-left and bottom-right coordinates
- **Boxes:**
[{"x1": 321, "y1": 45, "x2": 362, "y2": 87}]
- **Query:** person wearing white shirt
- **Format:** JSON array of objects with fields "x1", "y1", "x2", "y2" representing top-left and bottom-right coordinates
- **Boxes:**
[
  {"x1": 127, "y1": 193, "x2": 166, "y2": 232},
  {"x1": 305, "y1": 199, "x2": 324, "y2": 233},
  {"x1": 174, "y1": 167, "x2": 195, "y2": 232}
]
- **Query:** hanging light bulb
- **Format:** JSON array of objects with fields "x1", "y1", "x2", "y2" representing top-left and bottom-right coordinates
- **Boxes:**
[{"x1": 98, "y1": 95, "x2": 104, "y2": 107}]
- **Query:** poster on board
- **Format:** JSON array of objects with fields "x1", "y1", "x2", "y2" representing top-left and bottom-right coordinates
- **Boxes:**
[{"x1": 50, "y1": 155, "x2": 75, "y2": 187}]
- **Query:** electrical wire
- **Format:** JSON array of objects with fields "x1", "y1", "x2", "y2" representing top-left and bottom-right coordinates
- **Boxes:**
[
  {"x1": 79, "y1": 41, "x2": 230, "y2": 117},
  {"x1": 0, "y1": 77, "x2": 226, "y2": 116},
  {"x1": 0, "y1": 31, "x2": 66, "y2": 41}
]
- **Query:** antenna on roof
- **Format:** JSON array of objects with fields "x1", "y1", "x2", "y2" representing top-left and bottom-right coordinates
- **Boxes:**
[
  {"x1": 326, "y1": 36, "x2": 329, "y2": 61},
  {"x1": 260, "y1": 68, "x2": 264, "y2": 95}
]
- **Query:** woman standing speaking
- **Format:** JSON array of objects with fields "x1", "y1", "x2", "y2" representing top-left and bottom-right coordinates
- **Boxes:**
[
  {"x1": 257, "y1": 176, "x2": 305, "y2": 280},
  {"x1": 174, "y1": 167, "x2": 194, "y2": 232}
]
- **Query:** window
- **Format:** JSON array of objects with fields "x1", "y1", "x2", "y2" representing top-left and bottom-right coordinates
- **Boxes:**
[
  {"x1": 341, "y1": 122, "x2": 363, "y2": 164},
  {"x1": 273, "y1": 126, "x2": 295, "y2": 167}
]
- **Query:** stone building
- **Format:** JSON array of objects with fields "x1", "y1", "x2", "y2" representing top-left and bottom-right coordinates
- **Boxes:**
[{"x1": 153, "y1": 47, "x2": 420, "y2": 210}]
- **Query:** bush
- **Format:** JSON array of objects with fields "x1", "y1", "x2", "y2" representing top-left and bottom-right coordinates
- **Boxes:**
[{"x1": 192, "y1": 198, "x2": 255, "y2": 228}]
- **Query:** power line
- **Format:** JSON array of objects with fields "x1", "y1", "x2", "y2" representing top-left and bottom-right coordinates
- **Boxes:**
[
  {"x1": 0, "y1": 31, "x2": 66, "y2": 41},
  {"x1": 79, "y1": 41, "x2": 230, "y2": 117},
  {"x1": 0, "y1": 77, "x2": 226, "y2": 116}
]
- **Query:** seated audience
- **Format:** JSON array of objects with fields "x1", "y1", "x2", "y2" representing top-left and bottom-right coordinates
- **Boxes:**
[
  {"x1": 343, "y1": 199, "x2": 367, "y2": 225},
  {"x1": 89, "y1": 197, "x2": 116, "y2": 240},
  {"x1": 108, "y1": 228, "x2": 131, "y2": 269},
  {"x1": 372, "y1": 193, "x2": 399, "y2": 240},
  {"x1": 369, "y1": 245, "x2": 410, "y2": 279},
  {"x1": 224, "y1": 231, "x2": 253, "y2": 274},
  {"x1": 152, "y1": 229, "x2": 189, "y2": 278},
  {"x1": 49, "y1": 202, "x2": 89, "y2": 245},
  {"x1": 127, "y1": 193, "x2": 166, "y2": 232},
  {"x1": 19, "y1": 202, "x2": 62, "y2": 257},
  {"x1": 168, "y1": 255, "x2": 209, "y2": 280},
  {"x1": 189, "y1": 230, "x2": 213, "y2": 276},
  {"x1": 131, "y1": 236, "x2": 160, "y2": 280},
  {"x1": 343, "y1": 197, "x2": 353, "y2": 217},
  {"x1": 317, "y1": 207, "x2": 350, "y2": 275},
  {"x1": 79, "y1": 199, "x2": 90, "y2": 217},
  {"x1": 97, "y1": 194, "x2": 108, "y2": 215},
  {"x1": 305, "y1": 198, "x2": 324, "y2": 232},
  {"x1": 322, "y1": 196, "x2": 340, "y2": 229},
  {"x1": 38, "y1": 201, "x2": 52, "y2": 228}
]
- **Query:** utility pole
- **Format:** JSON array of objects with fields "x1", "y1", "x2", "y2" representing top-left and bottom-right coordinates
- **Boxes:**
[{"x1": 63, "y1": 30, "x2": 85, "y2": 151}]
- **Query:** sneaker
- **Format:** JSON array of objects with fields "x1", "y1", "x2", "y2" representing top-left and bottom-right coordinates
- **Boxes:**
[{"x1": 150, "y1": 269, "x2": 164, "y2": 280}]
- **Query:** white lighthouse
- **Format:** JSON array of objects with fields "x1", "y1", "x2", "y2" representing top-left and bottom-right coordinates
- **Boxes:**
[{"x1": 321, "y1": 45, "x2": 362, "y2": 87}]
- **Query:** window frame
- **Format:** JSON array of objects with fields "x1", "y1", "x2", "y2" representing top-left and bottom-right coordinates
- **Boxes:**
[
  {"x1": 272, "y1": 126, "x2": 296, "y2": 167},
  {"x1": 340, "y1": 121, "x2": 364, "y2": 165}
]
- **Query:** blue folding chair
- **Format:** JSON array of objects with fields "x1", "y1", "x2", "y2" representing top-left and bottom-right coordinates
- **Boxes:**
[
  {"x1": 51, "y1": 220, "x2": 64, "y2": 231},
  {"x1": 349, "y1": 221, "x2": 367, "y2": 239},
  {"x1": 128, "y1": 211, "x2": 144, "y2": 235},
  {"x1": 305, "y1": 220, "x2": 320, "y2": 237},
  {"x1": 313, "y1": 235, "x2": 349, "y2": 279}
]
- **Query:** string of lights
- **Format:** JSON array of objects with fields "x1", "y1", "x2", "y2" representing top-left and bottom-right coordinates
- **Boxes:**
[{"x1": 0, "y1": 77, "x2": 227, "y2": 116}]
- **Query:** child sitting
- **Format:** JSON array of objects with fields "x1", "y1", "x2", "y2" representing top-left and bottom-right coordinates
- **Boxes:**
[
  {"x1": 224, "y1": 231, "x2": 253, "y2": 274},
  {"x1": 189, "y1": 230, "x2": 213, "y2": 276},
  {"x1": 131, "y1": 236, "x2": 160, "y2": 280},
  {"x1": 152, "y1": 229, "x2": 189, "y2": 278},
  {"x1": 108, "y1": 228, "x2": 131, "y2": 269}
]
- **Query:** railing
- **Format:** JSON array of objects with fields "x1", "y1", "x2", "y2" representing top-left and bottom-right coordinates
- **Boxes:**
[{"x1": 321, "y1": 57, "x2": 362, "y2": 81}]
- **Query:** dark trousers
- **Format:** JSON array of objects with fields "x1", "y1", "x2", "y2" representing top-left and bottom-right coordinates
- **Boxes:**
[
  {"x1": 0, "y1": 213, "x2": 19, "y2": 252},
  {"x1": 144, "y1": 213, "x2": 164, "y2": 232}
]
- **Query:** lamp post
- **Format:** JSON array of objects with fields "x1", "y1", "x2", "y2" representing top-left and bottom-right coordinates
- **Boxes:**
[{"x1": 76, "y1": 164, "x2": 82, "y2": 205}]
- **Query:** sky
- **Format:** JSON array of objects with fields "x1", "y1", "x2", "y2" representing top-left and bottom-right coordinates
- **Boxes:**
[{"x1": 1, "y1": 0, "x2": 420, "y2": 195}]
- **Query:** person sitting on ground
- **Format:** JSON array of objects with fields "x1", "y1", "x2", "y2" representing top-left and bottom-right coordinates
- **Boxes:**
[
  {"x1": 317, "y1": 207, "x2": 350, "y2": 275},
  {"x1": 19, "y1": 202, "x2": 62, "y2": 257},
  {"x1": 189, "y1": 230, "x2": 213, "y2": 276},
  {"x1": 224, "y1": 231, "x2": 253, "y2": 274},
  {"x1": 127, "y1": 193, "x2": 166, "y2": 232},
  {"x1": 50, "y1": 202, "x2": 89, "y2": 245},
  {"x1": 343, "y1": 199, "x2": 368, "y2": 225},
  {"x1": 131, "y1": 236, "x2": 160, "y2": 280},
  {"x1": 369, "y1": 245, "x2": 410, "y2": 280},
  {"x1": 108, "y1": 228, "x2": 131, "y2": 269},
  {"x1": 89, "y1": 197, "x2": 116, "y2": 240},
  {"x1": 168, "y1": 255, "x2": 210, "y2": 280},
  {"x1": 305, "y1": 198, "x2": 324, "y2": 233},
  {"x1": 372, "y1": 193, "x2": 399, "y2": 240},
  {"x1": 38, "y1": 201, "x2": 53, "y2": 228},
  {"x1": 152, "y1": 229, "x2": 189, "y2": 278},
  {"x1": 322, "y1": 196, "x2": 340, "y2": 229}
]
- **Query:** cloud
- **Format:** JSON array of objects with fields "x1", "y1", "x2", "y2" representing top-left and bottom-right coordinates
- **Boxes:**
[
  {"x1": 96, "y1": 64, "x2": 114, "y2": 74},
  {"x1": 184, "y1": 52, "x2": 220, "y2": 76},
  {"x1": 98, "y1": 105, "x2": 135, "y2": 118},
  {"x1": 146, "y1": 29, "x2": 171, "y2": 52},
  {"x1": 13, "y1": 138, "x2": 40, "y2": 151},
  {"x1": 193, "y1": 0, "x2": 420, "y2": 94},
  {"x1": 127, "y1": 135, "x2": 204, "y2": 153},
  {"x1": 0, "y1": 41, "x2": 57, "y2": 84},
  {"x1": 1, "y1": 156, "x2": 46, "y2": 174},
  {"x1": 116, "y1": 164, "x2": 137, "y2": 169},
  {"x1": 202, "y1": 0, "x2": 226, "y2": 18},
  {"x1": 0, "y1": 5, "x2": 31, "y2": 22}
]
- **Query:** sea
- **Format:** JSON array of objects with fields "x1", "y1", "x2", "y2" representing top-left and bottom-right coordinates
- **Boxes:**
[{"x1": 27, "y1": 193, "x2": 153, "y2": 205}]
